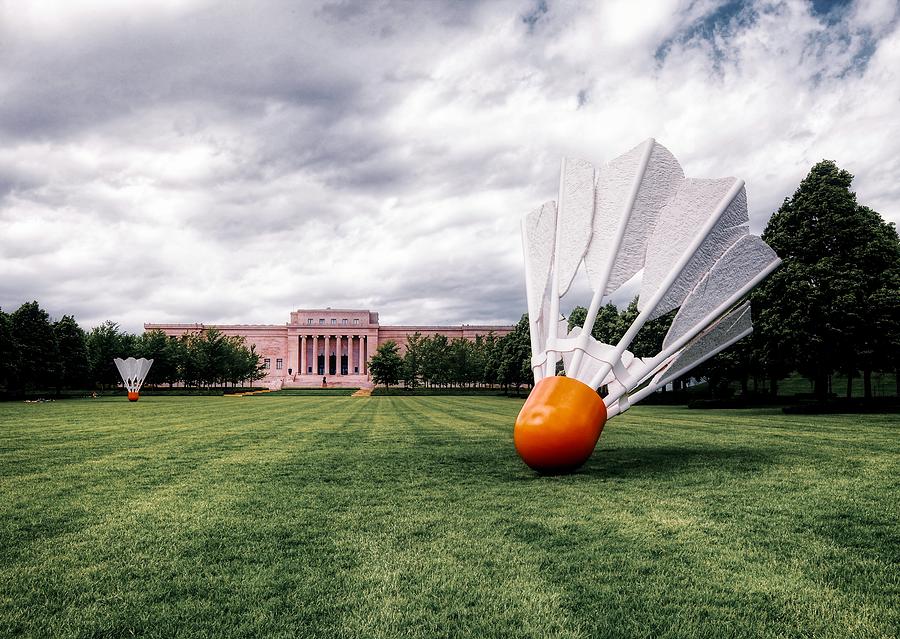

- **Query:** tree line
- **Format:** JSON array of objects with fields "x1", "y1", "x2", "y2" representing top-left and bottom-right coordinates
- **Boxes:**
[
  {"x1": 369, "y1": 322, "x2": 533, "y2": 393},
  {"x1": 371, "y1": 160, "x2": 899, "y2": 401},
  {"x1": 0, "y1": 308, "x2": 265, "y2": 394}
]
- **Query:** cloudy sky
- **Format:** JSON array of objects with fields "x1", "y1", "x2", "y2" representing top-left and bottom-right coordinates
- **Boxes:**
[{"x1": 1, "y1": 0, "x2": 898, "y2": 332}]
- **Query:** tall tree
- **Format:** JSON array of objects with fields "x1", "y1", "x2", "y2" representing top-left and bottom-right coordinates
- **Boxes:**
[
  {"x1": 868, "y1": 282, "x2": 900, "y2": 398},
  {"x1": 422, "y1": 334, "x2": 450, "y2": 387},
  {"x1": 448, "y1": 338, "x2": 474, "y2": 387},
  {"x1": 195, "y1": 329, "x2": 229, "y2": 386},
  {"x1": 469, "y1": 334, "x2": 488, "y2": 389},
  {"x1": 10, "y1": 301, "x2": 57, "y2": 390},
  {"x1": 746, "y1": 298, "x2": 793, "y2": 396},
  {"x1": 756, "y1": 160, "x2": 900, "y2": 401},
  {"x1": 853, "y1": 207, "x2": 900, "y2": 399},
  {"x1": 482, "y1": 332, "x2": 500, "y2": 387},
  {"x1": 402, "y1": 332, "x2": 425, "y2": 389},
  {"x1": 86, "y1": 321, "x2": 130, "y2": 388},
  {"x1": 0, "y1": 309, "x2": 20, "y2": 390},
  {"x1": 53, "y1": 315, "x2": 90, "y2": 391},
  {"x1": 369, "y1": 340, "x2": 403, "y2": 388},
  {"x1": 138, "y1": 330, "x2": 177, "y2": 387},
  {"x1": 496, "y1": 315, "x2": 531, "y2": 395},
  {"x1": 176, "y1": 333, "x2": 200, "y2": 387},
  {"x1": 243, "y1": 343, "x2": 267, "y2": 386},
  {"x1": 568, "y1": 302, "x2": 623, "y2": 344}
]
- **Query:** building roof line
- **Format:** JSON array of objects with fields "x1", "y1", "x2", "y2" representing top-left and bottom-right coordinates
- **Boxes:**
[{"x1": 144, "y1": 323, "x2": 513, "y2": 331}]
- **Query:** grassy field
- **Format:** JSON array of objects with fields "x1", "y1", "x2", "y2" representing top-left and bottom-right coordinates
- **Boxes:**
[{"x1": 1, "y1": 396, "x2": 897, "y2": 639}]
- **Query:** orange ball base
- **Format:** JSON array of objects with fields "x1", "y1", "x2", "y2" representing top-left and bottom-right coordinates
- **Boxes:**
[
  {"x1": 514, "y1": 376, "x2": 607, "y2": 473},
  {"x1": 127, "y1": 392, "x2": 140, "y2": 402}
]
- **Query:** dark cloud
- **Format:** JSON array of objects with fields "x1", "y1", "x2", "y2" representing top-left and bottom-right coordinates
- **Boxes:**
[{"x1": 522, "y1": 0, "x2": 549, "y2": 34}]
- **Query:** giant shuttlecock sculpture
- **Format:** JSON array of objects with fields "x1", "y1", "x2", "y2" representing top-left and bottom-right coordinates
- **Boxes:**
[
  {"x1": 114, "y1": 357, "x2": 154, "y2": 401},
  {"x1": 516, "y1": 139, "x2": 781, "y2": 473}
]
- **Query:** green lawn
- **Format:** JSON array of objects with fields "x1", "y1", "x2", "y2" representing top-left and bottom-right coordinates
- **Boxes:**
[{"x1": 1, "y1": 396, "x2": 897, "y2": 639}]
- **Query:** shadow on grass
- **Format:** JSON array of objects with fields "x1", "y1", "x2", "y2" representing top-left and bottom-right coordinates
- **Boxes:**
[
  {"x1": 272, "y1": 441, "x2": 778, "y2": 486},
  {"x1": 514, "y1": 445, "x2": 777, "y2": 481}
]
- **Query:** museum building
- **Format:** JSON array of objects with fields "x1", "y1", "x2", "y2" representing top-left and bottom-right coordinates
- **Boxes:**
[{"x1": 145, "y1": 308, "x2": 515, "y2": 388}]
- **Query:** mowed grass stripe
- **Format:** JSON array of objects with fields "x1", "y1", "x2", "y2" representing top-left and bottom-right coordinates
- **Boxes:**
[
  {"x1": 285, "y1": 397, "x2": 587, "y2": 638},
  {"x1": 1, "y1": 398, "x2": 367, "y2": 560},
  {"x1": 2, "y1": 397, "x2": 379, "y2": 637},
  {"x1": 0, "y1": 398, "x2": 897, "y2": 638}
]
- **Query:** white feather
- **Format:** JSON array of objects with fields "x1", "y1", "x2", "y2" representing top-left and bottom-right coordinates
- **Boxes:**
[
  {"x1": 640, "y1": 178, "x2": 747, "y2": 320},
  {"x1": 585, "y1": 139, "x2": 684, "y2": 297},
  {"x1": 662, "y1": 235, "x2": 777, "y2": 350},
  {"x1": 657, "y1": 302, "x2": 753, "y2": 386},
  {"x1": 114, "y1": 357, "x2": 154, "y2": 393}
]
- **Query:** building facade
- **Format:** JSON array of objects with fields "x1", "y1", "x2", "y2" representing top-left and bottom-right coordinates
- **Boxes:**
[{"x1": 145, "y1": 308, "x2": 514, "y2": 388}]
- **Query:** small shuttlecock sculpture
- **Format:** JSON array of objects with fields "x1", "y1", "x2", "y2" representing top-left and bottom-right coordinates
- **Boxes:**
[
  {"x1": 516, "y1": 139, "x2": 781, "y2": 473},
  {"x1": 114, "y1": 357, "x2": 154, "y2": 401}
]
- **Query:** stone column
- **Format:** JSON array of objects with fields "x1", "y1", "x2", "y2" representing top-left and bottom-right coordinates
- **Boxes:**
[
  {"x1": 300, "y1": 336, "x2": 306, "y2": 376},
  {"x1": 287, "y1": 332, "x2": 298, "y2": 379},
  {"x1": 314, "y1": 335, "x2": 320, "y2": 375},
  {"x1": 329, "y1": 335, "x2": 335, "y2": 376},
  {"x1": 363, "y1": 335, "x2": 368, "y2": 375},
  {"x1": 350, "y1": 335, "x2": 356, "y2": 375}
]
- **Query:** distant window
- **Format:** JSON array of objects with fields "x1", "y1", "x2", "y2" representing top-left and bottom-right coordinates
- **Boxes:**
[
  {"x1": 264, "y1": 358, "x2": 271, "y2": 369},
  {"x1": 319, "y1": 318, "x2": 325, "y2": 325},
  {"x1": 353, "y1": 318, "x2": 360, "y2": 325},
  {"x1": 307, "y1": 318, "x2": 313, "y2": 325},
  {"x1": 276, "y1": 358, "x2": 283, "y2": 370},
  {"x1": 331, "y1": 318, "x2": 336, "y2": 325},
  {"x1": 342, "y1": 318, "x2": 348, "y2": 325}
]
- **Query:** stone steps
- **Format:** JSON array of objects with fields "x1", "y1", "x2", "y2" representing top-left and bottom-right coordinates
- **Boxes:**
[
  {"x1": 224, "y1": 389, "x2": 273, "y2": 397},
  {"x1": 281, "y1": 375, "x2": 373, "y2": 389}
]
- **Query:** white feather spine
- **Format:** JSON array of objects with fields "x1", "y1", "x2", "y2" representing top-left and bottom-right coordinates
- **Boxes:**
[
  {"x1": 544, "y1": 158, "x2": 596, "y2": 377},
  {"x1": 521, "y1": 204, "x2": 557, "y2": 383},
  {"x1": 603, "y1": 248, "x2": 780, "y2": 406},
  {"x1": 586, "y1": 178, "x2": 746, "y2": 389},
  {"x1": 607, "y1": 303, "x2": 754, "y2": 417},
  {"x1": 114, "y1": 357, "x2": 154, "y2": 393},
  {"x1": 568, "y1": 139, "x2": 655, "y2": 379}
]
